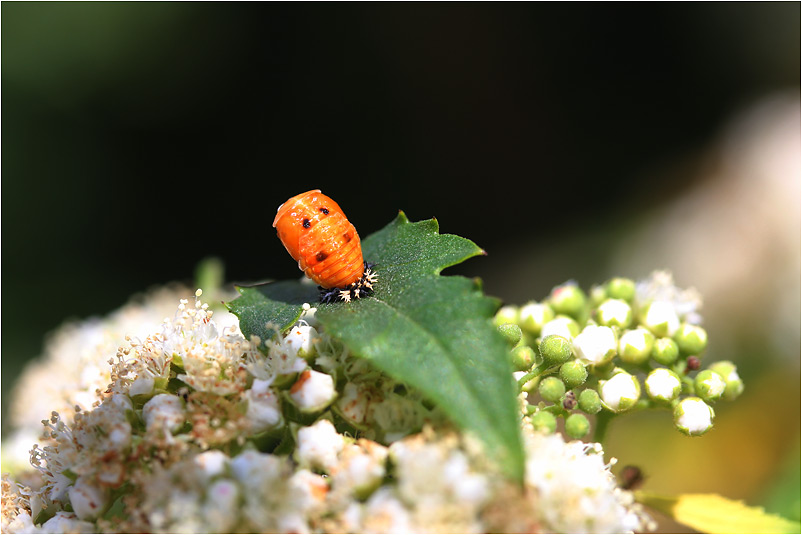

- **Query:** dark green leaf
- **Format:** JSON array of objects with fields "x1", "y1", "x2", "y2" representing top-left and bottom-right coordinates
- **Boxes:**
[{"x1": 227, "y1": 212, "x2": 524, "y2": 479}]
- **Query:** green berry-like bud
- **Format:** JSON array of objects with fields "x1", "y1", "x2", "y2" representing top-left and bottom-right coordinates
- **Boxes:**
[
  {"x1": 651, "y1": 337, "x2": 680, "y2": 366},
  {"x1": 599, "y1": 372, "x2": 641, "y2": 412},
  {"x1": 606, "y1": 277, "x2": 636, "y2": 302},
  {"x1": 540, "y1": 335, "x2": 574, "y2": 365},
  {"x1": 510, "y1": 345, "x2": 536, "y2": 372},
  {"x1": 541, "y1": 315, "x2": 581, "y2": 340},
  {"x1": 560, "y1": 360, "x2": 588, "y2": 388},
  {"x1": 549, "y1": 283, "x2": 587, "y2": 319},
  {"x1": 565, "y1": 413, "x2": 590, "y2": 439},
  {"x1": 641, "y1": 301, "x2": 680, "y2": 337},
  {"x1": 494, "y1": 305, "x2": 519, "y2": 327},
  {"x1": 618, "y1": 328, "x2": 655, "y2": 365},
  {"x1": 674, "y1": 322, "x2": 708, "y2": 355},
  {"x1": 707, "y1": 361, "x2": 744, "y2": 401},
  {"x1": 498, "y1": 323, "x2": 523, "y2": 347},
  {"x1": 518, "y1": 302, "x2": 555, "y2": 336},
  {"x1": 694, "y1": 370, "x2": 726, "y2": 403},
  {"x1": 578, "y1": 389, "x2": 602, "y2": 414},
  {"x1": 589, "y1": 284, "x2": 608, "y2": 307},
  {"x1": 644, "y1": 368, "x2": 682, "y2": 402},
  {"x1": 596, "y1": 298, "x2": 633, "y2": 328},
  {"x1": 531, "y1": 411, "x2": 557, "y2": 434},
  {"x1": 539, "y1": 377, "x2": 566, "y2": 403},
  {"x1": 674, "y1": 397, "x2": 714, "y2": 436}
]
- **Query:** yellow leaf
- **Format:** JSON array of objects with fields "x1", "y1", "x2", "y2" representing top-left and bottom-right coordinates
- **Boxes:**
[{"x1": 635, "y1": 491, "x2": 800, "y2": 534}]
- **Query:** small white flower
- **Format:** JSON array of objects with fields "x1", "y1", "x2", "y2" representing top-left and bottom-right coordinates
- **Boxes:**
[
  {"x1": 284, "y1": 322, "x2": 318, "y2": 360},
  {"x1": 642, "y1": 301, "x2": 680, "y2": 337},
  {"x1": 332, "y1": 442, "x2": 388, "y2": 499},
  {"x1": 600, "y1": 372, "x2": 641, "y2": 412},
  {"x1": 645, "y1": 368, "x2": 682, "y2": 402},
  {"x1": 541, "y1": 316, "x2": 579, "y2": 341},
  {"x1": 295, "y1": 419, "x2": 345, "y2": 473},
  {"x1": 67, "y1": 476, "x2": 109, "y2": 520},
  {"x1": 336, "y1": 382, "x2": 370, "y2": 425},
  {"x1": 597, "y1": 299, "x2": 632, "y2": 327},
  {"x1": 674, "y1": 397, "x2": 714, "y2": 436},
  {"x1": 362, "y1": 487, "x2": 413, "y2": 534},
  {"x1": 289, "y1": 370, "x2": 336, "y2": 412},
  {"x1": 142, "y1": 393, "x2": 185, "y2": 433},
  {"x1": 573, "y1": 325, "x2": 617, "y2": 365},
  {"x1": 244, "y1": 379, "x2": 282, "y2": 433}
]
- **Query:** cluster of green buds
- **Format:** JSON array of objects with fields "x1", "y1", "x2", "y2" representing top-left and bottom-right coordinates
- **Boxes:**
[{"x1": 495, "y1": 274, "x2": 744, "y2": 441}]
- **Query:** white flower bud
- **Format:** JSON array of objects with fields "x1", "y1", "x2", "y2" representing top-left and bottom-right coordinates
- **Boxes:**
[
  {"x1": 67, "y1": 476, "x2": 109, "y2": 520},
  {"x1": 600, "y1": 372, "x2": 641, "y2": 412},
  {"x1": 573, "y1": 325, "x2": 617, "y2": 365},
  {"x1": 289, "y1": 370, "x2": 336, "y2": 412},
  {"x1": 245, "y1": 379, "x2": 282, "y2": 433},
  {"x1": 642, "y1": 301, "x2": 680, "y2": 337},
  {"x1": 41, "y1": 511, "x2": 95, "y2": 533},
  {"x1": 645, "y1": 368, "x2": 682, "y2": 402},
  {"x1": 336, "y1": 382, "x2": 369, "y2": 425},
  {"x1": 596, "y1": 299, "x2": 632, "y2": 328},
  {"x1": 494, "y1": 305, "x2": 519, "y2": 326},
  {"x1": 618, "y1": 328, "x2": 655, "y2": 365},
  {"x1": 142, "y1": 393, "x2": 185, "y2": 433},
  {"x1": 203, "y1": 479, "x2": 239, "y2": 533},
  {"x1": 284, "y1": 323, "x2": 318, "y2": 360},
  {"x1": 295, "y1": 419, "x2": 344, "y2": 473},
  {"x1": 519, "y1": 302, "x2": 555, "y2": 335},
  {"x1": 674, "y1": 397, "x2": 714, "y2": 436},
  {"x1": 541, "y1": 316, "x2": 580, "y2": 341},
  {"x1": 128, "y1": 375, "x2": 155, "y2": 397},
  {"x1": 333, "y1": 444, "x2": 387, "y2": 499},
  {"x1": 193, "y1": 450, "x2": 229, "y2": 480}
]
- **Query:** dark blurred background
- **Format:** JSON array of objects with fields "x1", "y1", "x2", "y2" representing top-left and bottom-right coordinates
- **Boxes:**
[{"x1": 2, "y1": 3, "x2": 799, "y2": 529}]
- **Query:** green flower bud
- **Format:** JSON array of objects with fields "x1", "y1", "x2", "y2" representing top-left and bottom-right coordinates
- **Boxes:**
[
  {"x1": 560, "y1": 360, "x2": 588, "y2": 388},
  {"x1": 674, "y1": 397, "x2": 714, "y2": 436},
  {"x1": 644, "y1": 368, "x2": 682, "y2": 402},
  {"x1": 578, "y1": 389, "x2": 602, "y2": 414},
  {"x1": 606, "y1": 277, "x2": 636, "y2": 302},
  {"x1": 707, "y1": 361, "x2": 744, "y2": 401},
  {"x1": 642, "y1": 301, "x2": 680, "y2": 337},
  {"x1": 565, "y1": 413, "x2": 590, "y2": 439},
  {"x1": 540, "y1": 334, "x2": 574, "y2": 365},
  {"x1": 596, "y1": 298, "x2": 633, "y2": 328},
  {"x1": 541, "y1": 315, "x2": 581, "y2": 340},
  {"x1": 599, "y1": 372, "x2": 641, "y2": 412},
  {"x1": 674, "y1": 322, "x2": 708, "y2": 355},
  {"x1": 549, "y1": 283, "x2": 587, "y2": 319},
  {"x1": 651, "y1": 337, "x2": 680, "y2": 366},
  {"x1": 498, "y1": 323, "x2": 523, "y2": 347},
  {"x1": 539, "y1": 376, "x2": 566, "y2": 403},
  {"x1": 531, "y1": 411, "x2": 557, "y2": 434},
  {"x1": 494, "y1": 305, "x2": 519, "y2": 327},
  {"x1": 510, "y1": 345, "x2": 536, "y2": 372},
  {"x1": 518, "y1": 302, "x2": 555, "y2": 336},
  {"x1": 618, "y1": 328, "x2": 656, "y2": 365},
  {"x1": 589, "y1": 284, "x2": 608, "y2": 307},
  {"x1": 694, "y1": 369, "x2": 726, "y2": 403}
]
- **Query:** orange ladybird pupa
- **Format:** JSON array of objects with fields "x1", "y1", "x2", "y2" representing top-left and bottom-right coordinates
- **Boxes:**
[{"x1": 273, "y1": 190, "x2": 377, "y2": 302}]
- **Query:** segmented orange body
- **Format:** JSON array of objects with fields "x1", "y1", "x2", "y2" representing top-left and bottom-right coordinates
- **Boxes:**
[{"x1": 273, "y1": 190, "x2": 364, "y2": 289}]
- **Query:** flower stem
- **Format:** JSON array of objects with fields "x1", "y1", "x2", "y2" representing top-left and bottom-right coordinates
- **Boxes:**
[{"x1": 593, "y1": 410, "x2": 613, "y2": 444}]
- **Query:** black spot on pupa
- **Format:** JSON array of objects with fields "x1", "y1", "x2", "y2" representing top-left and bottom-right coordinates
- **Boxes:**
[
  {"x1": 319, "y1": 207, "x2": 329, "y2": 214},
  {"x1": 343, "y1": 232, "x2": 352, "y2": 242},
  {"x1": 302, "y1": 218, "x2": 311, "y2": 228},
  {"x1": 316, "y1": 251, "x2": 328, "y2": 262}
]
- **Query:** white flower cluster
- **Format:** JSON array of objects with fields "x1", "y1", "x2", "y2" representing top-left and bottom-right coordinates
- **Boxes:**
[{"x1": 2, "y1": 286, "x2": 650, "y2": 533}]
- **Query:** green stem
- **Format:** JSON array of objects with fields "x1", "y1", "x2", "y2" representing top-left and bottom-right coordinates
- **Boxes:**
[
  {"x1": 517, "y1": 362, "x2": 557, "y2": 391},
  {"x1": 593, "y1": 410, "x2": 614, "y2": 444}
]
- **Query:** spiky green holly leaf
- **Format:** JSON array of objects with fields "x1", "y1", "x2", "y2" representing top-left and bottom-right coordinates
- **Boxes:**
[{"x1": 226, "y1": 212, "x2": 524, "y2": 480}]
